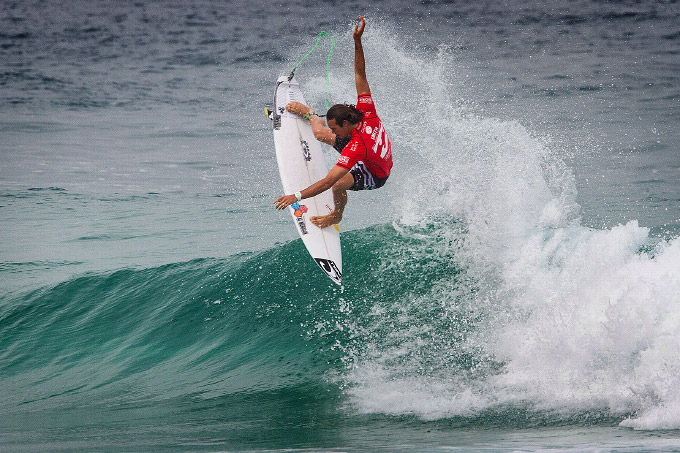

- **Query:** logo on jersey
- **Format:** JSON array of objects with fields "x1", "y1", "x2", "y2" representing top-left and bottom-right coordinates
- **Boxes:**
[
  {"x1": 371, "y1": 123, "x2": 390, "y2": 158},
  {"x1": 338, "y1": 155, "x2": 350, "y2": 165},
  {"x1": 291, "y1": 202, "x2": 308, "y2": 235},
  {"x1": 358, "y1": 96, "x2": 373, "y2": 106}
]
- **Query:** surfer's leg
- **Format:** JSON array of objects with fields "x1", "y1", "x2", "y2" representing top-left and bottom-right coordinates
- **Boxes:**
[
  {"x1": 310, "y1": 172, "x2": 354, "y2": 228},
  {"x1": 330, "y1": 175, "x2": 352, "y2": 216}
]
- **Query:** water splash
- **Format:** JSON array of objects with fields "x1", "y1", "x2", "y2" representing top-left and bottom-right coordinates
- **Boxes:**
[{"x1": 327, "y1": 23, "x2": 680, "y2": 430}]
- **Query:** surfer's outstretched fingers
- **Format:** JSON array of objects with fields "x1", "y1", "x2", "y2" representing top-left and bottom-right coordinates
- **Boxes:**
[
  {"x1": 354, "y1": 16, "x2": 365, "y2": 38},
  {"x1": 274, "y1": 194, "x2": 295, "y2": 210}
]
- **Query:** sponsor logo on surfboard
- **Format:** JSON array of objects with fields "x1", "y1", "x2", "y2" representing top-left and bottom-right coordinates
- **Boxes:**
[
  {"x1": 291, "y1": 202, "x2": 308, "y2": 235},
  {"x1": 314, "y1": 258, "x2": 342, "y2": 284},
  {"x1": 301, "y1": 140, "x2": 311, "y2": 161}
]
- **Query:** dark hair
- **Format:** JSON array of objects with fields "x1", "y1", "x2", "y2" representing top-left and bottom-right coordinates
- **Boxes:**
[{"x1": 326, "y1": 103, "x2": 364, "y2": 126}]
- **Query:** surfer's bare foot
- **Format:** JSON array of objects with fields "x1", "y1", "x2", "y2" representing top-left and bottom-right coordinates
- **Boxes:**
[{"x1": 311, "y1": 212, "x2": 342, "y2": 228}]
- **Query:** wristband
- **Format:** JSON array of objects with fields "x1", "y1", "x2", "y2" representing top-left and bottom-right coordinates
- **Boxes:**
[
  {"x1": 294, "y1": 191, "x2": 302, "y2": 201},
  {"x1": 304, "y1": 111, "x2": 315, "y2": 120}
]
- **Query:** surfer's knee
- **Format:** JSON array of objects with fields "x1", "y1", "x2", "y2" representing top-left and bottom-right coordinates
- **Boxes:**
[
  {"x1": 334, "y1": 172, "x2": 355, "y2": 192},
  {"x1": 331, "y1": 183, "x2": 344, "y2": 195},
  {"x1": 332, "y1": 181, "x2": 349, "y2": 195}
]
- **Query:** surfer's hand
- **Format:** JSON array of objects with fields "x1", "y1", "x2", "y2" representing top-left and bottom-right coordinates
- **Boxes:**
[
  {"x1": 353, "y1": 16, "x2": 365, "y2": 41},
  {"x1": 274, "y1": 194, "x2": 298, "y2": 210},
  {"x1": 286, "y1": 102, "x2": 311, "y2": 117}
]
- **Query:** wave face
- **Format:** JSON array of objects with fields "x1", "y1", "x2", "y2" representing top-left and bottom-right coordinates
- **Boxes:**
[{"x1": 0, "y1": 249, "x2": 342, "y2": 407}]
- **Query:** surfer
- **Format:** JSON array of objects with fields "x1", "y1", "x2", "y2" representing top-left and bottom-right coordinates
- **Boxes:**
[{"x1": 274, "y1": 16, "x2": 392, "y2": 228}]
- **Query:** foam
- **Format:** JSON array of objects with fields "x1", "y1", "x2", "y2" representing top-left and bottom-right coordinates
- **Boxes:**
[{"x1": 492, "y1": 228, "x2": 680, "y2": 423}]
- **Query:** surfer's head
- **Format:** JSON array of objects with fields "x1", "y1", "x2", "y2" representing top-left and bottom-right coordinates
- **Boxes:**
[{"x1": 326, "y1": 103, "x2": 363, "y2": 138}]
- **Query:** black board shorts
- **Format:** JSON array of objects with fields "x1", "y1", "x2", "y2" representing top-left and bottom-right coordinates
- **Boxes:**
[{"x1": 349, "y1": 161, "x2": 389, "y2": 191}]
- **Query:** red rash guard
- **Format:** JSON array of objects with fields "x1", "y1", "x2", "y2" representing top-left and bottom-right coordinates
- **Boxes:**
[{"x1": 335, "y1": 94, "x2": 392, "y2": 178}]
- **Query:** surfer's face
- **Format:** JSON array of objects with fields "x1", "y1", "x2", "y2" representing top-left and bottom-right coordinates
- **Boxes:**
[{"x1": 327, "y1": 118, "x2": 354, "y2": 138}]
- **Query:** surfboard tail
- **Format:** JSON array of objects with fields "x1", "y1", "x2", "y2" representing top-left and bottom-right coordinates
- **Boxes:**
[{"x1": 314, "y1": 258, "x2": 342, "y2": 285}]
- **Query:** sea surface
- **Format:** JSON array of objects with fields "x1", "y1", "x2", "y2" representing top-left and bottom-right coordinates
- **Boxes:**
[{"x1": 1, "y1": 0, "x2": 680, "y2": 451}]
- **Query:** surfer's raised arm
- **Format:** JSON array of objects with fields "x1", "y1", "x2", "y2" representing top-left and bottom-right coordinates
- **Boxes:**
[{"x1": 353, "y1": 16, "x2": 370, "y2": 96}]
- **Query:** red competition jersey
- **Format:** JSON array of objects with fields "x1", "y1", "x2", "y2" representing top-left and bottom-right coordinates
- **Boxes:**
[{"x1": 335, "y1": 94, "x2": 392, "y2": 178}]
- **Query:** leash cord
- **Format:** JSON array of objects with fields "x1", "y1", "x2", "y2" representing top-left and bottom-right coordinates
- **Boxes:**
[{"x1": 288, "y1": 31, "x2": 334, "y2": 110}]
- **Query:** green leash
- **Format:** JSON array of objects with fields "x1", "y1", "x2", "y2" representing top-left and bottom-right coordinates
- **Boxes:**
[{"x1": 288, "y1": 31, "x2": 334, "y2": 111}]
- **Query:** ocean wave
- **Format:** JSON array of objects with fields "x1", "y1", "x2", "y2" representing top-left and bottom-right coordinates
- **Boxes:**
[{"x1": 2, "y1": 214, "x2": 679, "y2": 429}]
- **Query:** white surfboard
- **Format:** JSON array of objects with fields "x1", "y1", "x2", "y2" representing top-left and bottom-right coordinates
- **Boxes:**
[{"x1": 270, "y1": 75, "x2": 342, "y2": 285}]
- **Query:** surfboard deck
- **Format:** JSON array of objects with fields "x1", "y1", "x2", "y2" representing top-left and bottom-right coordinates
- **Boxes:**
[{"x1": 270, "y1": 76, "x2": 342, "y2": 285}]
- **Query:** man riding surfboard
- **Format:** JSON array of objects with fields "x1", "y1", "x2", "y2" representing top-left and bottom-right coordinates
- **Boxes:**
[{"x1": 274, "y1": 16, "x2": 393, "y2": 228}]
